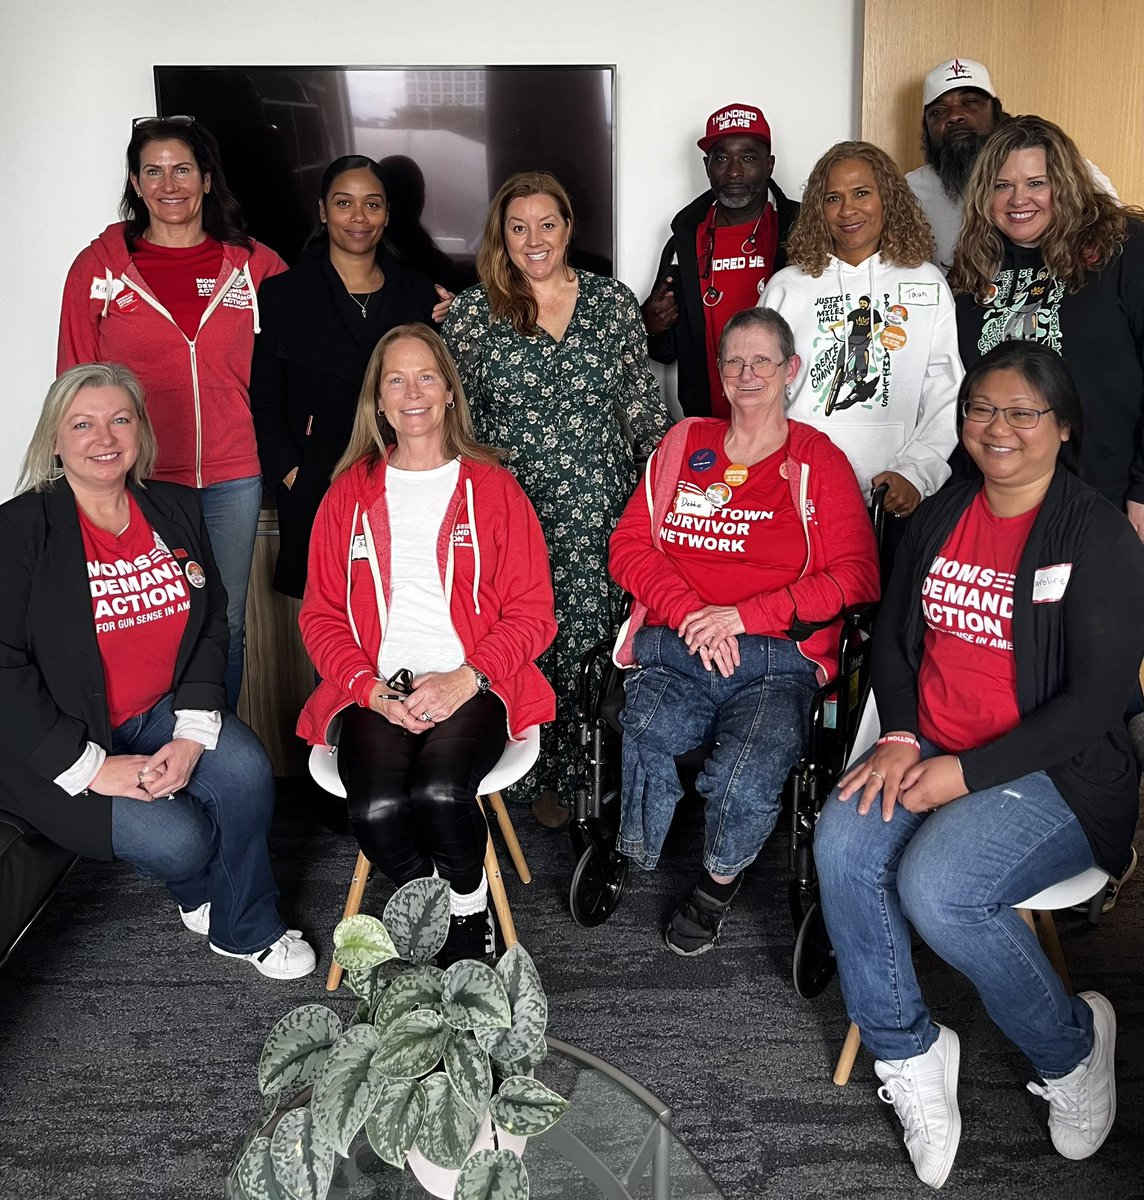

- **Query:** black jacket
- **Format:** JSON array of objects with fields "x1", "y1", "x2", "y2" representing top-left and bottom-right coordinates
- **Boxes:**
[
  {"x1": 0, "y1": 480, "x2": 227, "y2": 861},
  {"x1": 873, "y1": 467, "x2": 1144, "y2": 874},
  {"x1": 250, "y1": 245, "x2": 437, "y2": 596},
  {"x1": 645, "y1": 184, "x2": 800, "y2": 417}
]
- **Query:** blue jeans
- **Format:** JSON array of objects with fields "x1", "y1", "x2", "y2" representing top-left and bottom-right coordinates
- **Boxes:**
[
  {"x1": 618, "y1": 626, "x2": 817, "y2": 875},
  {"x1": 815, "y1": 739, "x2": 1096, "y2": 1077},
  {"x1": 199, "y1": 475, "x2": 262, "y2": 709},
  {"x1": 109, "y1": 695, "x2": 286, "y2": 954}
]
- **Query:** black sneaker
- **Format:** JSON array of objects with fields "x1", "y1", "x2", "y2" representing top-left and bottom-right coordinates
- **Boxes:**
[
  {"x1": 439, "y1": 908, "x2": 496, "y2": 968},
  {"x1": 664, "y1": 880, "x2": 741, "y2": 956}
]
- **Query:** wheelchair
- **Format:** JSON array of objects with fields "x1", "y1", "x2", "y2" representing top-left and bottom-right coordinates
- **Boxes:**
[{"x1": 566, "y1": 485, "x2": 887, "y2": 999}]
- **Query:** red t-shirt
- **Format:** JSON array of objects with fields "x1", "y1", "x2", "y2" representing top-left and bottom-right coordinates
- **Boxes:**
[
  {"x1": 916, "y1": 492, "x2": 1039, "y2": 753},
  {"x1": 80, "y1": 496, "x2": 192, "y2": 728},
  {"x1": 131, "y1": 235, "x2": 224, "y2": 339},
  {"x1": 648, "y1": 423, "x2": 806, "y2": 632},
  {"x1": 697, "y1": 204, "x2": 780, "y2": 418}
]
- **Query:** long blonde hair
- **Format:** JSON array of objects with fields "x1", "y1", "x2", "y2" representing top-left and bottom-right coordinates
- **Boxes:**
[
  {"x1": 949, "y1": 115, "x2": 1141, "y2": 298},
  {"x1": 784, "y1": 141, "x2": 934, "y2": 277},
  {"x1": 476, "y1": 172, "x2": 575, "y2": 335},
  {"x1": 333, "y1": 324, "x2": 502, "y2": 480}
]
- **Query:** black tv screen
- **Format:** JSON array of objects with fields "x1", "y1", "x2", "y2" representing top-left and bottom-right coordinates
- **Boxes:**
[{"x1": 154, "y1": 65, "x2": 616, "y2": 288}]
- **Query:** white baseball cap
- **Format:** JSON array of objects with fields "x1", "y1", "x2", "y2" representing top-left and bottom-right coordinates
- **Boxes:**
[{"x1": 923, "y1": 58, "x2": 996, "y2": 106}]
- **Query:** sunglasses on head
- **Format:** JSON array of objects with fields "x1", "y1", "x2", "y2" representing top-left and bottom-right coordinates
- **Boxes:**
[{"x1": 132, "y1": 114, "x2": 196, "y2": 130}]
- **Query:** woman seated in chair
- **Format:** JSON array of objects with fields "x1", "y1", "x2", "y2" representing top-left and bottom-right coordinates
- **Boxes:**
[
  {"x1": 815, "y1": 342, "x2": 1144, "y2": 1189},
  {"x1": 0, "y1": 362, "x2": 315, "y2": 979},
  {"x1": 298, "y1": 324, "x2": 556, "y2": 964},
  {"x1": 609, "y1": 307, "x2": 880, "y2": 956}
]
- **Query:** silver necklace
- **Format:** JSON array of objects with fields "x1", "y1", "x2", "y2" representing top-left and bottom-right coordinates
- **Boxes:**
[{"x1": 348, "y1": 291, "x2": 371, "y2": 320}]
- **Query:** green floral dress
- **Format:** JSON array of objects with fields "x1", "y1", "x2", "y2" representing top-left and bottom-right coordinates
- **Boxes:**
[{"x1": 444, "y1": 271, "x2": 668, "y2": 804}]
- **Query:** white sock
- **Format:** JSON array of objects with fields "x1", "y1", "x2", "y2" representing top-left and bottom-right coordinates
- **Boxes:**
[{"x1": 449, "y1": 873, "x2": 488, "y2": 917}]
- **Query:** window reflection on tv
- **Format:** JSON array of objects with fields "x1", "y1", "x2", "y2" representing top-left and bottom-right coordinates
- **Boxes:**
[{"x1": 154, "y1": 65, "x2": 616, "y2": 288}]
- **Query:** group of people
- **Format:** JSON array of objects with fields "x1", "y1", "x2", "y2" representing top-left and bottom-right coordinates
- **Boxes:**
[{"x1": 2, "y1": 54, "x2": 1141, "y2": 1190}]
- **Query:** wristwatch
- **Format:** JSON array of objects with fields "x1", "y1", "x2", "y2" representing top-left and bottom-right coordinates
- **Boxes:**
[{"x1": 464, "y1": 661, "x2": 491, "y2": 693}]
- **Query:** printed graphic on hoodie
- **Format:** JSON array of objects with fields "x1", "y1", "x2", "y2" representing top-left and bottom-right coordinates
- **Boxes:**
[
  {"x1": 977, "y1": 265, "x2": 1065, "y2": 356},
  {"x1": 808, "y1": 293, "x2": 888, "y2": 415}
]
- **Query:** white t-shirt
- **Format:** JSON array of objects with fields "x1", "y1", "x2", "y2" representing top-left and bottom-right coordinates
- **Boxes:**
[{"x1": 377, "y1": 460, "x2": 467, "y2": 678}]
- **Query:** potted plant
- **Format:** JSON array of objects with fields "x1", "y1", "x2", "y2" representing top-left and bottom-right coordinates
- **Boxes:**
[{"x1": 228, "y1": 878, "x2": 568, "y2": 1200}]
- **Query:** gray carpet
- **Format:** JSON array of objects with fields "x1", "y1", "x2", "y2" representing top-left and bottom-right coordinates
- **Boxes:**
[{"x1": 1, "y1": 784, "x2": 1141, "y2": 1200}]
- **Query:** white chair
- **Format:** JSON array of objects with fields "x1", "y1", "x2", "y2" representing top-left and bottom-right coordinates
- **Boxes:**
[{"x1": 311, "y1": 725, "x2": 541, "y2": 991}]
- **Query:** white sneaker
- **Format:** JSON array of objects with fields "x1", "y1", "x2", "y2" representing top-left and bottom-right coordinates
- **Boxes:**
[
  {"x1": 1027, "y1": 991, "x2": 1117, "y2": 1160},
  {"x1": 875, "y1": 1024, "x2": 961, "y2": 1189},
  {"x1": 178, "y1": 902, "x2": 210, "y2": 936},
  {"x1": 211, "y1": 930, "x2": 317, "y2": 980}
]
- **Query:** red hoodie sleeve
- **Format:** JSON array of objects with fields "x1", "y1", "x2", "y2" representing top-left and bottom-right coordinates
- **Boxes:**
[
  {"x1": 57, "y1": 247, "x2": 103, "y2": 372},
  {"x1": 608, "y1": 449, "x2": 707, "y2": 627},
  {"x1": 465, "y1": 475, "x2": 557, "y2": 681}
]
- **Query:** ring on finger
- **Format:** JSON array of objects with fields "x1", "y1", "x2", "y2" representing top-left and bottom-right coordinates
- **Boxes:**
[
  {"x1": 870, "y1": 769, "x2": 885, "y2": 781},
  {"x1": 420, "y1": 710, "x2": 432, "y2": 722}
]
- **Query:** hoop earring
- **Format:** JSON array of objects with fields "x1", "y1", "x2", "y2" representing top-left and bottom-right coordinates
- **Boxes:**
[{"x1": 445, "y1": 399, "x2": 456, "y2": 409}]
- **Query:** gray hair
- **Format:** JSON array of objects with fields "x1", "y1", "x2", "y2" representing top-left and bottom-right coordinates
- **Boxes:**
[
  {"x1": 17, "y1": 362, "x2": 158, "y2": 494},
  {"x1": 718, "y1": 306, "x2": 797, "y2": 365}
]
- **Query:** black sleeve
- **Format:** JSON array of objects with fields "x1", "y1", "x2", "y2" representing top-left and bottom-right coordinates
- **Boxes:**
[
  {"x1": 250, "y1": 279, "x2": 300, "y2": 491},
  {"x1": 171, "y1": 491, "x2": 229, "y2": 713},
  {"x1": 869, "y1": 511, "x2": 927, "y2": 734},
  {"x1": 644, "y1": 235, "x2": 680, "y2": 366}
]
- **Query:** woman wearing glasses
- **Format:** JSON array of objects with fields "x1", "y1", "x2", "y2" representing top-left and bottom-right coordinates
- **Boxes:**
[
  {"x1": 58, "y1": 117, "x2": 285, "y2": 708},
  {"x1": 298, "y1": 324, "x2": 556, "y2": 964},
  {"x1": 609, "y1": 308, "x2": 880, "y2": 955},
  {"x1": 815, "y1": 342, "x2": 1144, "y2": 1188},
  {"x1": 762, "y1": 141, "x2": 962, "y2": 521}
]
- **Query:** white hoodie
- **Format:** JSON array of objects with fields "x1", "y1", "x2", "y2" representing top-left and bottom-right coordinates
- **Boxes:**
[{"x1": 761, "y1": 254, "x2": 963, "y2": 500}]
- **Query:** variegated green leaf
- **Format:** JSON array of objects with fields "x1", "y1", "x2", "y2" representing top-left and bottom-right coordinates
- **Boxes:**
[
  {"x1": 258, "y1": 1005, "x2": 342, "y2": 1097},
  {"x1": 373, "y1": 965, "x2": 444, "y2": 1030},
  {"x1": 442, "y1": 960, "x2": 511, "y2": 1032},
  {"x1": 374, "y1": 1008, "x2": 451, "y2": 1079},
  {"x1": 443, "y1": 1030, "x2": 492, "y2": 1115},
  {"x1": 490, "y1": 1038, "x2": 548, "y2": 1081},
  {"x1": 345, "y1": 963, "x2": 389, "y2": 1010},
  {"x1": 332, "y1": 914, "x2": 397, "y2": 971},
  {"x1": 474, "y1": 947, "x2": 546, "y2": 1060},
  {"x1": 453, "y1": 1148, "x2": 529, "y2": 1200},
  {"x1": 364, "y1": 1076, "x2": 427, "y2": 1168},
  {"x1": 383, "y1": 877, "x2": 451, "y2": 964},
  {"x1": 310, "y1": 1023, "x2": 384, "y2": 1155},
  {"x1": 488, "y1": 1076, "x2": 568, "y2": 1138},
  {"x1": 235, "y1": 1136, "x2": 288, "y2": 1200},
  {"x1": 414, "y1": 1073, "x2": 481, "y2": 1170},
  {"x1": 268, "y1": 1107, "x2": 335, "y2": 1200}
]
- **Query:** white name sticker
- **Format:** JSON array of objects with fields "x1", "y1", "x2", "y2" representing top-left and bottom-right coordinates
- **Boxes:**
[
  {"x1": 898, "y1": 282, "x2": 938, "y2": 306},
  {"x1": 1032, "y1": 562, "x2": 1072, "y2": 603},
  {"x1": 350, "y1": 533, "x2": 368, "y2": 561},
  {"x1": 90, "y1": 276, "x2": 125, "y2": 301}
]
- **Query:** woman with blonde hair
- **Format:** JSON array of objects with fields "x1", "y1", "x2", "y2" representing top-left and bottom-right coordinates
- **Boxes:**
[
  {"x1": 762, "y1": 141, "x2": 962, "y2": 526},
  {"x1": 950, "y1": 114, "x2": 1144, "y2": 534},
  {"x1": 444, "y1": 171, "x2": 668, "y2": 824},
  {"x1": 298, "y1": 323, "x2": 556, "y2": 963}
]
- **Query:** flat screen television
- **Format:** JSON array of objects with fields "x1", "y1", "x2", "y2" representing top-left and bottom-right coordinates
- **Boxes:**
[{"x1": 154, "y1": 65, "x2": 616, "y2": 288}]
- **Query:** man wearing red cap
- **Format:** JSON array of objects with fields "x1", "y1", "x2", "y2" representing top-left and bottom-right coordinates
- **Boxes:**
[{"x1": 643, "y1": 103, "x2": 799, "y2": 418}]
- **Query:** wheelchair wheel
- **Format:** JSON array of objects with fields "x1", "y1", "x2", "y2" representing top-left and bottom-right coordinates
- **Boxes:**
[
  {"x1": 791, "y1": 900, "x2": 837, "y2": 999},
  {"x1": 569, "y1": 844, "x2": 628, "y2": 928}
]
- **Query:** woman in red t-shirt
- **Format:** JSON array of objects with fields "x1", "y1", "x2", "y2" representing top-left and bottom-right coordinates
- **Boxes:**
[
  {"x1": 609, "y1": 307, "x2": 880, "y2": 956},
  {"x1": 815, "y1": 342, "x2": 1144, "y2": 1188}
]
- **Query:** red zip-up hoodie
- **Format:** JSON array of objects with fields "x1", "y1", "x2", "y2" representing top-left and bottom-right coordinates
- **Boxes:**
[
  {"x1": 298, "y1": 455, "x2": 557, "y2": 745},
  {"x1": 57, "y1": 222, "x2": 286, "y2": 488}
]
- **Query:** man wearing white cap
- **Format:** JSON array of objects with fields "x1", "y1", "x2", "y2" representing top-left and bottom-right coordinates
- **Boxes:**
[
  {"x1": 906, "y1": 57, "x2": 1116, "y2": 272},
  {"x1": 643, "y1": 103, "x2": 799, "y2": 417}
]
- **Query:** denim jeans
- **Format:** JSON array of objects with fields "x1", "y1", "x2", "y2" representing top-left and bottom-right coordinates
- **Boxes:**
[
  {"x1": 109, "y1": 695, "x2": 286, "y2": 954},
  {"x1": 815, "y1": 738, "x2": 1096, "y2": 1077},
  {"x1": 199, "y1": 474, "x2": 262, "y2": 709},
  {"x1": 618, "y1": 625, "x2": 817, "y2": 875}
]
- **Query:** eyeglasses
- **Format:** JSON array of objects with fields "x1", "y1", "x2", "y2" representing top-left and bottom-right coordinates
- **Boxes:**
[
  {"x1": 961, "y1": 400, "x2": 1052, "y2": 429},
  {"x1": 386, "y1": 668, "x2": 414, "y2": 695},
  {"x1": 719, "y1": 355, "x2": 786, "y2": 379},
  {"x1": 132, "y1": 115, "x2": 196, "y2": 130}
]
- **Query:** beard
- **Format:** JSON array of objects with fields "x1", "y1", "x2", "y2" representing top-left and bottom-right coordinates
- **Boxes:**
[
  {"x1": 716, "y1": 186, "x2": 762, "y2": 210},
  {"x1": 925, "y1": 127, "x2": 990, "y2": 201}
]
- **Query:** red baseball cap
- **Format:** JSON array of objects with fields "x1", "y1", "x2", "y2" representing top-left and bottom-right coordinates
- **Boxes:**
[{"x1": 698, "y1": 103, "x2": 772, "y2": 153}]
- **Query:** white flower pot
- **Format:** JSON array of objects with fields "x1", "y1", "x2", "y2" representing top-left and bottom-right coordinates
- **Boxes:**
[{"x1": 405, "y1": 1111, "x2": 528, "y2": 1198}]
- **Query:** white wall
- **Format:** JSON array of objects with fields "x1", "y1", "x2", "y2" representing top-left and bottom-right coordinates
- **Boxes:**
[{"x1": 0, "y1": 0, "x2": 861, "y2": 494}]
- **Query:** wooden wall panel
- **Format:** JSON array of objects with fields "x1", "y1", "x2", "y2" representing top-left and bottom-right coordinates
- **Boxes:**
[{"x1": 862, "y1": 0, "x2": 1144, "y2": 205}]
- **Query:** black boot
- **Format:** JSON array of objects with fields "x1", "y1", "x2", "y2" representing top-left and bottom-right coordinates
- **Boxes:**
[{"x1": 439, "y1": 907, "x2": 496, "y2": 968}]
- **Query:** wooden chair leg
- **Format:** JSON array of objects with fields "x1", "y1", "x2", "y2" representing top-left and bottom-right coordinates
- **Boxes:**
[
  {"x1": 484, "y1": 832, "x2": 518, "y2": 949},
  {"x1": 1033, "y1": 910, "x2": 1073, "y2": 993},
  {"x1": 834, "y1": 1021, "x2": 862, "y2": 1086},
  {"x1": 483, "y1": 789, "x2": 532, "y2": 884},
  {"x1": 1017, "y1": 906, "x2": 1037, "y2": 935},
  {"x1": 326, "y1": 850, "x2": 372, "y2": 992}
]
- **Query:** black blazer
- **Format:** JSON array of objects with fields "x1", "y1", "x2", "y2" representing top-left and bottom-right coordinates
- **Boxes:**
[
  {"x1": 0, "y1": 479, "x2": 227, "y2": 861},
  {"x1": 250, "y1": 244, "x2": 438, "y2": 596}
]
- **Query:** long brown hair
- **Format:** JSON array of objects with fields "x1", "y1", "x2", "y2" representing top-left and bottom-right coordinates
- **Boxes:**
[
  {"x1": 476, "y1": 172, "x2": 575, "y2": 335},
  {"x1": 333, "y1": 324, "x2": 502, "y2": 480},
  {"x1": 784, "y1": 141, "x2": 934, "y2": 277},
  {"x1": 949, "y1": 115, "x2": 1139, "y2": 298}
]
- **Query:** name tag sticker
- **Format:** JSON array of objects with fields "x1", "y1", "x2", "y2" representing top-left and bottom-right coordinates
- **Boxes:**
[
  {"x1": 1032, "y1": 562, "x2": 1072, "y2": 603},
  {"x1": 898, "y1": 282, "x2": 938, "y2": 306},
  {"x1": 350, "y1": 533, "x2": 368, "y2": 560}
]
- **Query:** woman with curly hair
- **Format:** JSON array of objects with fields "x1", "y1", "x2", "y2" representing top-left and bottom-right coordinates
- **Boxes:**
[
  {"x1": 950, "y1": 115, "x2": 1144, "y2": 533},
  {"x1": 762, "y1": 141, "x2": 962, "y2": 522}
]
